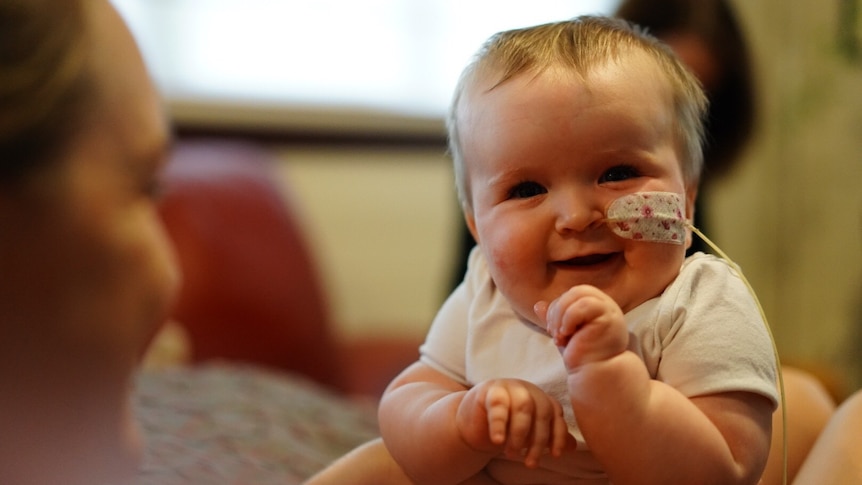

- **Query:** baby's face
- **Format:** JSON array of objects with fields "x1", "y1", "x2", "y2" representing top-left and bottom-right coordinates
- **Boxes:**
[{"x1": 460, "y1": 53, "x2": 694, "y2": 323}]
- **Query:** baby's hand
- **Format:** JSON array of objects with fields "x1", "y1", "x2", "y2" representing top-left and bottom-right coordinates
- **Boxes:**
[
  {"x1": 457, "y1": 379, "x2": 571, "y2": 468},
  {"x1": 535, "y1": 285, "x2": 629, "y2": 370}
]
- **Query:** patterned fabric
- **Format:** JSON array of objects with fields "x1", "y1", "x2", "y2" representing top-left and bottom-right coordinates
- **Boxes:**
[
  {"x1": 604, "y1": 191, "x2": 687, "y2": 244},
  {"x1": 122, "y1": 364, "x2": 379, "y2": 485}
]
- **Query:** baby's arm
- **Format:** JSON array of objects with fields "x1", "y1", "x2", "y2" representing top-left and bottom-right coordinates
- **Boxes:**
[
  {"x1": 378, "y1": 362, "x2": 569, "y2": 484},
  {"x1": 303, "y1": 438, "x2": 413, "y2": 485},
  {"x1": 537, "y1": 285, "x2": 773, "y2": 485}
]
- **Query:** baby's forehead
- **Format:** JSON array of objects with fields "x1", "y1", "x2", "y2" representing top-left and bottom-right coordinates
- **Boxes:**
[
  {"x1": 464, "y1": 51, "x2": 669, "y2": 111},
  {"x1": 457, "y1": 53, "x2": 689, "y2": 174},
  {"x1": 463, "y1": 50, "x2": 673, "y2": 114}
]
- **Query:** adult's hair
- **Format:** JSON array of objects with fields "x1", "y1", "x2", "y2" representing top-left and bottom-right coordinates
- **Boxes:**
[
  {"x1": 447, "y1": 16, "x2": 707, "y2": 211},
  {"x1": 615, "y1": 0, "x2": 755, "y2": 182},
  {"x1": 0, "y1": 0, "x2": 90, "y2": 185}
]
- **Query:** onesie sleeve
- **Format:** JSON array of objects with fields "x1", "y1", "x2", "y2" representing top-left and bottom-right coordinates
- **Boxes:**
[
  {"x1": 418, "y1": 247, "x2": 482, "y2": 386},
  {"x1": 654, "y1": 255, "x2": 779, "y2": 409}
]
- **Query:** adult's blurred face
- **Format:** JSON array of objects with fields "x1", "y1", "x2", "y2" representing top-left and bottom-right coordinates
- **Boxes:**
[
  {"x1": 0, "y1": 1, "x2": 178, "y2": 483},
  {"x1": 661, "y1": 32, "x2": 722, "y2": 92}
]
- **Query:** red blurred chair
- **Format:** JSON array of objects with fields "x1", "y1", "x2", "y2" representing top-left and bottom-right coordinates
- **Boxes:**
[{"x1": 158, "y1": 139, "x2": 342, "y2": 389}]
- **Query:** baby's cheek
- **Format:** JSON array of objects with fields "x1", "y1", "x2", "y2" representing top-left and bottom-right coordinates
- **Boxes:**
[
  {"x1": 485, "y1": 246, "x2": 521, "y2": 295},
  {"x1": 488, "y1": 245, "x2": 514, "y2": 274},
  {"x1": 480, "y1": 226, "x2": 515, "y2": 271},
  {"x1": 485, "y1": 244, "x2": 545, "y2": 322},
  {"x1": 487, "y1": 238, "x2": 536, "y2": 286}
]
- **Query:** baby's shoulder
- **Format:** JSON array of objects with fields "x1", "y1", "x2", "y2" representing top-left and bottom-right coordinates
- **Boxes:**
[{"x1": 675, "y1": 251, "x2": 742, "y2": 290}]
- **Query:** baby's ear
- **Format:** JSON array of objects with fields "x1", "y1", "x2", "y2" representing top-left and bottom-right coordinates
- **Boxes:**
[
  {"x1": 684, "y1": 187, "x2": 698, "y2": 249},
  {"x1": 465, "y1": 211, "x2": 480, "y2": 244},
  {"x1": 685, "y1": 187, "x2": 698, "y2": 223}
]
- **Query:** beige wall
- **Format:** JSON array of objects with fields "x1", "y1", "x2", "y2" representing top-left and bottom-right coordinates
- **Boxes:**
[
  {"x1": 709, "y1": 0, "x2": 862, "y2": 392},
  {"x1": 268, "y1": 0, "x2": 861, "y2": 393},
  {"x1": 274, "y1": 146, "x2": 459, "y2": 341}
]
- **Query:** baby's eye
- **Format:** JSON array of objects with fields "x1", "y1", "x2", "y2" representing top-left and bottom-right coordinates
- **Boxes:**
[
  {"x1": 508, "y1": 181, "x2": 547, "y2": 199},
  {"x1": 599, "y1": 165, "x2": 640, "y2": 183}
]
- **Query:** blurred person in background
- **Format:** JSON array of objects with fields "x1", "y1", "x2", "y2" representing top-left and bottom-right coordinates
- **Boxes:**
[{"x1": 0, "y1": 0, "x2": 178, "y2": 483}]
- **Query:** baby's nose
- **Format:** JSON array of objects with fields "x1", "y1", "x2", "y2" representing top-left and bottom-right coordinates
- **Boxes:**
[{"x1": 553, "y1": 193, "x2": 604, "y2": 234}]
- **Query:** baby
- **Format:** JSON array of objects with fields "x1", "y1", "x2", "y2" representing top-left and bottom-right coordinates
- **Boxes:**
[{"x1": 307, "y1": 16, "x2": 778, "y2": 484}]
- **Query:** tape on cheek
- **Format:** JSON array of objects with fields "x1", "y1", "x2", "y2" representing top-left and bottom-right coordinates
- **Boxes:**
[{"x1": 604, "y1": 192, "x2": 688, "y2": 245}]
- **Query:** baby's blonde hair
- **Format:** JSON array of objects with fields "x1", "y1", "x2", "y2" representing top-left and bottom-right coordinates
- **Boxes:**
[{"x1": 448, "y1": 16, "x2": 708, "y2": 211}]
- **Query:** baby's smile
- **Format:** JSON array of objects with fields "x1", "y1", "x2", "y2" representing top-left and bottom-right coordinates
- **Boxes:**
[{"x1": 554, "y1": 252, "x2": 618, "y2": 267}]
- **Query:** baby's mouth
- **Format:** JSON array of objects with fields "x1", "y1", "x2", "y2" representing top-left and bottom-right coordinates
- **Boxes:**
[{"x1": 555, "y1": 252, "x2": 617, "y2": 267}]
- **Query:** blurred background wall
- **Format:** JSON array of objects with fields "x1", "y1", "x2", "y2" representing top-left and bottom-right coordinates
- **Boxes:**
[
  {"x1": 272, "y1": 145, "x2": 458, "y2": 342},
  {"x1": 710, "y1": 0, "x2": 862, "y2": 395}
]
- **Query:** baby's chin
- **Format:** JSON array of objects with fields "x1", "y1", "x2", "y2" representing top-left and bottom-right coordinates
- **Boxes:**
[{"x1": 511, "y1": 303, "x2": 548, "y2": 332}]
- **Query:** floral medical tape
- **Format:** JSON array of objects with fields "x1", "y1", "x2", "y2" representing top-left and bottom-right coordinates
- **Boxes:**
[{"x1": 604, "y1": 191, "x2": 687, "y2": 244}]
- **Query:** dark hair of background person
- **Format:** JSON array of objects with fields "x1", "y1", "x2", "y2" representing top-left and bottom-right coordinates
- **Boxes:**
[
  {"x1": 0, "y1": 0, "x2": 90, "y2": 186},
  {"x1": 615, "y1": 0, "x2": 756, "y2": 183},
  {"x1": 449, "y1": 0, "x2": 756, "y2": 291}
]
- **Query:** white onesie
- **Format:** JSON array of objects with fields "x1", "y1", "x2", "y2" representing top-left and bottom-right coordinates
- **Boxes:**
[{"x1": 420, "y1": 248, "x2": 779, "y2": 481}]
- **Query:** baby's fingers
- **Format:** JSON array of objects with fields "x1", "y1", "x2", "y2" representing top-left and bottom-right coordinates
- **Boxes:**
[
  {"x1": 485, "y1": 385, "x2": 511, "y2": 445},
  {"x1": 504, "y1": 386, "x2": 536, "y2": 455},
  {"x1": 521, "y1": 396, "x2": 568, "y2": 468},
  {"x1": 549, "y1": 400, "x2": 570, "y2": 458}
]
